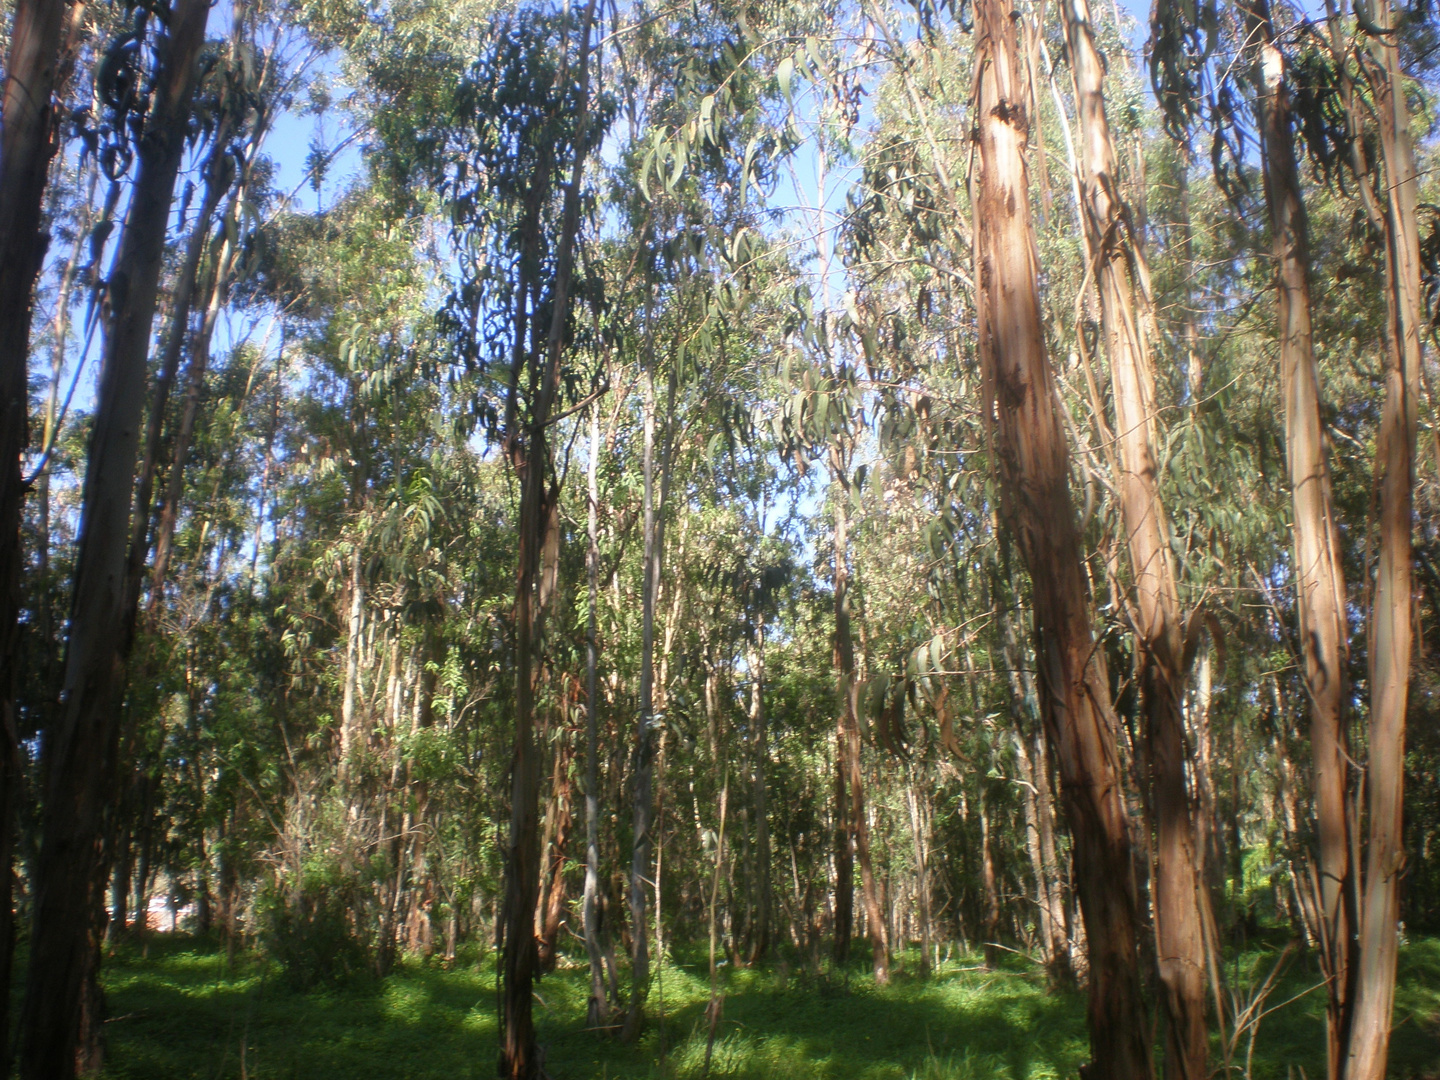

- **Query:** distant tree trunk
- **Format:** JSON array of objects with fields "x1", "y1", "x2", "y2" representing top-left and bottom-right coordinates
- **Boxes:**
[
  {"x1": 1059, "y1": 0, "x2": 1207, "y2": 1072},
  {"x1": 746, "y1": 617, "x2": 771, "y2": 964},
  {"x1": 19, "y1": 2, "x2": 212, "y2": 1075},
  {"x1": 828, "y1": 453, "x2": 888, "y2": 984},
  {"x1": 904, "y1": 768, "x2": 933, "y2": 976},
  {"x1": 1013, "y1": 729, "x2": 1051, "y2": 967},
  {"x1": 970, "y1": 0, "x2": 1152, "y2": 1074},
  {"x1": 625, "y1": 365, "x2": 660, "y2": 1038},
  {"x1": 0, "y1": 0, "x2": 72, "y2": 1061},
  {"x1": 1348, "y1": 4, "x2": 1420, "y2": 1075},
  {"x1": 980, "y1": 792, "x2": 1001, "y2": 969},
  {"x1": 538, "y1": 723, "x2": 575, "y2": 971},
  {"x1": 339, "y1": 546, "x2": 365, "y2": 782},
  {"x1": 1239, "y1": 3, "x2": 1355, "y2": 1071},
  {"x1": 583, "y1": 402, "x2": 609, "y2": 1028},
  {"x1": 498, "y1": 9, "x2": 595, "y2": 1075}
]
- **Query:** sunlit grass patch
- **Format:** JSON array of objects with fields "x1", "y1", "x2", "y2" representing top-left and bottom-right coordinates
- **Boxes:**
[{"x1": 93, "y1": 936, "x2": 1439, "y2": 1080}]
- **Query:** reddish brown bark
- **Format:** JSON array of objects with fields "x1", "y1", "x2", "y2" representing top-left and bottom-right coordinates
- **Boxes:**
[
  {"x1": 1348, "y1": 3, "x2": 1420, "y2": 1075},
  {"x1": 970, "y1": 0, "x2": 1153, "y2": 1074},
  {"x1": 499, "y1": 7, "x2": 596, "y2": 1074},
  {"x1": 538, "y1": 727, "x2": 576, "y2": 972},
  {"x1": 1059, "y1": 0, "x2": 1207, "y2": 1072},
  {"x1": 1241, "y1": 3, "x2": 1355, "y2": 1072}
]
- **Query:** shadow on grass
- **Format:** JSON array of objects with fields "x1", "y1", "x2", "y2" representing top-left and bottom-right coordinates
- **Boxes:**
[{"x1": 95, "y1": 936, "x2": 1440, "y2": 1080}]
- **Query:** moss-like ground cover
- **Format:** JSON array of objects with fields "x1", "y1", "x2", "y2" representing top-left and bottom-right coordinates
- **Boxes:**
[{"x1": 91, "y1": 936, "x2": 1440, "y2": 1079}]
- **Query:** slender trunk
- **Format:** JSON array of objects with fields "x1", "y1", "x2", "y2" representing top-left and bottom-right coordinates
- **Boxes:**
[
  {"x1": 538, "y1": 726, "x2": 575, "y2": 971},
  {"x1": 703, "y1": 775, "x2": 730, "y2": 1078},
  {"x1": 904, "y1": 769, "x2": 933, "y2": 976},
  {"x1": 980, "y1": 792, "x2": 1001, "y2": 968},
  {"x1": 1061, "y1": 0, "x2": 1207, "y2": 1073},
  {"x1": 829, "y1": 455, "x2": 888, "y2": 984},
  {"x1": 19, "y1": 4, "x2": 211, "y2": 1075},
  {"x1": 499, "y1": 9, "x2": 595, "y2": 1075},
  {"x1": 1240, "y1": 3, "x2": 1355, "y2": 1070},
  {"x1": 1014, "y1": 729, "x2": 1051, "y2": 969},
  {"x1": 583, "y1": 403, "x2": 608, "y2": 1027},
  {"x1": 970, "y1": 0, "x2": 1152, "y2": 1074},
  {"x1": 747, "y1": 619, "x2": 771, "y2": 964},
  {"x1": 340, "y1": 546, "x2": 364, "y2": 782},
  {"x1": 625, "y1": 366, "x2": 660, "y2": 1038},
  {"x1": 1349, "y1": 5, "x2": 1419, "y2": 1074}
]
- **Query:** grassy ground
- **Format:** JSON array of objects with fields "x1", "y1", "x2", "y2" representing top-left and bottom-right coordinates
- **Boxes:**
[{"x1": 92, "y1": 935, "x2": 1440, "y2": 1080}]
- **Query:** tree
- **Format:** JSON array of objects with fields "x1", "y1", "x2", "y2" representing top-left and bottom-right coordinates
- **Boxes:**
[
  {"x1": 0, "y1": 0, "x2": 77, "y2": 1060},
  {"x1": 20, "y1": 0, "x2": 212, "y2": 1074},
  {"x1": 970, "y1": 0, "x2": 1153, "y2": 1073},
  {"x1": 1058, "y1": 0, "x2": 1207, "y2": 1071}
]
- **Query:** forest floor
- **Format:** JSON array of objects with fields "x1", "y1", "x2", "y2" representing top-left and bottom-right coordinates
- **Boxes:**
[{"x1": 84, "y1": 933, "x2": 1440, "y2": 1080}]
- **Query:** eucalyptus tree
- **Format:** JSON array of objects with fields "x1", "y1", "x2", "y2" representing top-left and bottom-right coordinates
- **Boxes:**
[
  {"x1": 1149, "y1": 1, "x2": 1425, "y2": 1073},
  {"x1": 970, "y1": 0, "x2": 1153, "y2": 1073},
  {"x1": 1059, "y1": 0, "x2": 1207, "y2": 1069},
  {"x1": 426, "y1": 4, "x2": 603, "y2": 1072}
]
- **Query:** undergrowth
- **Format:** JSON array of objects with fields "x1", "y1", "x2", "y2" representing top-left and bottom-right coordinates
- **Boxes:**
[{"x1": 89, "y1": 936, "x2": 1440, "y2": 1080}]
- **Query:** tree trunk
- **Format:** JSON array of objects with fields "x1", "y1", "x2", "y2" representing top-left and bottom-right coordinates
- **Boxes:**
[
  {"x1": 625, "y1": 365, "x2": 660, "y2": 1038},
  {"x1": 747, "y1": 619, "x2": 771, "y2": 964},
  {"x1": 970, "y1": 0, "x2": 1153, "y2": 1074},
  {"x1": 1059, "y1": 0, "x2": 1207, "y2": 1073},
  {"x1": 980, "y1": 792, "x2": 1001, "y2": 969},
  {"x1": 1348, "y1": 4, "x2": 1419, "y2": 1075},
  {"x1": 829, "y1": 454, "x2": 887, "y2": 982},
  {"x1": 1240, "y1": 4, "x2": 1355, "y2": 1071},
  {"x1": 19, "y1": 3, "x2": 212, "y2": 1075},
  {"x1": 583, "y1": 402, "x2": 609, "y2": 1028},
  {"x1": 538, "y1": 724, "x2": 575, "y2": 972},
  {"x1": 498, "y1": 9, "x2": 595, "y2": 1075},
  {"x1": 0, "y1": 0, "x2": 71, "y2": 1062},
  {"x1": 904, "y1": 768, "x2": 933, "y2": 976}
]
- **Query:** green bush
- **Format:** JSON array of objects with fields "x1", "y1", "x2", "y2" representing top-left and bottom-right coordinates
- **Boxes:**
[{"x1": 259, "y1": 875, "x2": 372, "y2": 991}]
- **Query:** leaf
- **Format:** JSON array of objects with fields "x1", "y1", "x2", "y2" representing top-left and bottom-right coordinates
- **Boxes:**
[
  {"x1": 777, "y1": 55, "x2": 794, "y2": 105},
  {"x1": 929, "y1": 635, "x2": 945, "y2": 677},
  {"x1": 741, "y1": 135, "x2": 760, "y2": 206}
]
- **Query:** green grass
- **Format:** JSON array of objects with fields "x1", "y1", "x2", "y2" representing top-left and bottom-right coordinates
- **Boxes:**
[{"x1": 92, "y1": 937, "x2": 1440, "y2": 1080}]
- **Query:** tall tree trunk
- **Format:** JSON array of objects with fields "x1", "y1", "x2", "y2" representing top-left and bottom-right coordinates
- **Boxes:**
[
  {"x1": 498, "y1": 7, "x2": 595, "y2": 1074},
  {"x1": 1240, "y1": 4, "x2": 1355, "y2": 1072},
  {"x1": 625, "y1": 365, "x2": 660, "y2": 1038},
  {"x1": 583, "y1": 402, "x2": 609, "y2": 1028},
  {"x1": 980, "y1": 791, "x2": 1001, "y2": 969},
  {"x1": 829, "y1": 454, "x2": 888, "y2": 984},
  {"x1": 970, "y1": 0, "x2": 1153, "y2": 1074},
  {"x1": 1060, "y1": 0, "x2": 1207, "y2": 1073},
  {"x1": 19, "y1": 2, "x2": 212, "y2": 1075},
  {"x1": 1348, "y1": 4, "x2": 1420, "y2": 1075},
  {"x1": 339, "y1": 545, "x2": 365, "y2": 783},
  {"x1": 904, "y1": 767, "x2": 933, "y2": 976},
  {"x1": 0, "y1": 1, "x2": 71, "y2": 1062}
]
